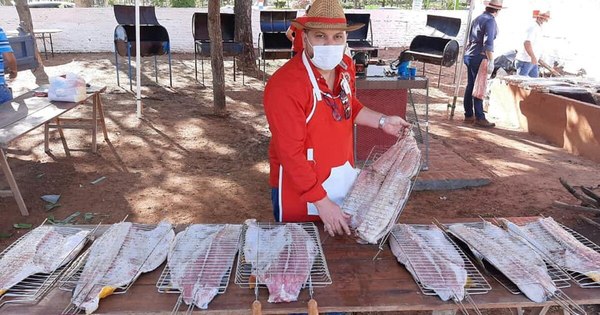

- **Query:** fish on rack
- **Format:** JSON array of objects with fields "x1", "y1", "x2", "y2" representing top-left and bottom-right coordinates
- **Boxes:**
[
  {"x1": 243, "y1": 221, "x2": 316, "y2": 303},
  {"x1": 344, "y1": 134, "x2": 421, "y2": 244},
  {"x1": 166, "y1": 224, "x2": 242, "y2": 309},
  {"x1": 502, "y1": 217, "x2": 600, "y2": 283},
  {"x1": 70, "y1": 221, "x2": 174, "y2": 314},
  {"x1": 448, "y1": 222, "x2": 557, "y2": 303},
  {"x1": 0, "y1": 226, "x2": 89, "y2": 297},
  {"x1": 390, "y1": 224, "x2": 467, "y2": 302}
]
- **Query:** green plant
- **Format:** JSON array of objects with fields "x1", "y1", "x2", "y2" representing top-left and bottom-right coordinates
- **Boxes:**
[
  {"x1": 274, "y1": 0, "x2": 287, "y2": 8},
  {"x1": 171, "y1": 0, "x2": 195, "y2": 7}
]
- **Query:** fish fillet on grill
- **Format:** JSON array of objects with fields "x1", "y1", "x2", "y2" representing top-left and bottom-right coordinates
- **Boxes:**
[
  {"x1": 448, "y1": 222, "x2": 556, "y2": 303},
  {"x1": 0, "y1": 226, "x2": 89, "y2": 296},
  {"x1": 350, "y1": 137, "x2": 421, "y2": 244},
  {"x1": 503, "y1": 217, "x2": 600, "y2": 283},
  {"x1": 71, "y1": 221, "x2": 174, "y2": 314},
  {"x1": 167, "y1": 224, "x2": 241, "y2": 309},
  {"x1": 243, "y1": 221, "x2": 317, "y2": 303},
  {"x1": 390, "y1": 224, "x2": 467, "y2": 301}
]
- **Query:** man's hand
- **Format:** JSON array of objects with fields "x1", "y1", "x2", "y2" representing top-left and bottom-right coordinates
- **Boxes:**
[
  {"x1": 486, "y1": 59, "x2": 495, "y2": 77},
  {"x1": 314, "y1": 196, "x2": 351, "y2": 237},
  {"x1": 8, "y1": 69, "x2": 17, "y2": 79},
  {"x1": 381, "y1": 115, "x2": 411, "y2": 137}
]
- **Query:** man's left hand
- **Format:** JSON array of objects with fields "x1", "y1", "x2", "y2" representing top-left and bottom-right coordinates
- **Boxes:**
[{"x1": 381, "y1": 116, "x2": 411, "y2": 137}]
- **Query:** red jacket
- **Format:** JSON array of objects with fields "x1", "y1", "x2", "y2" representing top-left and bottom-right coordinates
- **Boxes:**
[{"x1": 264, "y1": 53, "x2": 364, "y2": 221}]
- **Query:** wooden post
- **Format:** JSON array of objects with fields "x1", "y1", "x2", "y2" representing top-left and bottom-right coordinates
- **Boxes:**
[{"x1": 208, "y1": 0, "x2": 227, "y2": 116}]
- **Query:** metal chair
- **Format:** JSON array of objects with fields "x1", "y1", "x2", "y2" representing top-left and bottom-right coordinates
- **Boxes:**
[{"x1": 192, "y1": 12, "x2": 245, "y2": 85}]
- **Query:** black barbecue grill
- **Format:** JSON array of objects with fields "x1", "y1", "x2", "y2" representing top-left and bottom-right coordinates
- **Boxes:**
[
  {"x1": 258, "y1": 10, "x2": 296, "y2": 82},
  {"x1": 113, "y1": 5, "x2": 172, "y2": 89},
  {"x1": 404, "y1": 14, "x2": 461, "y2": 87},
  {"x1": 193, "y1": 12, "x2": 244, "y2": 85},
  {"x1": 345, "y1": 13, "x2": 378, "y2": 58}
]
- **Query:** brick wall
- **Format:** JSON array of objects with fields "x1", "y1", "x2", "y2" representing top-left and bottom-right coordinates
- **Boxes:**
[{"x1": 0, "y1": 7, "x2": 468, "y2": 53}]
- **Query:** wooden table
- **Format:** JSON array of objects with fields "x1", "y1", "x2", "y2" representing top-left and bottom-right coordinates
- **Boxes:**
[
  {"x1": 0, "y1": 86, "x2": 108, "y2": 216},
  {"x1": 2, "y1": 219, "x2": 599, "y2": 314}
]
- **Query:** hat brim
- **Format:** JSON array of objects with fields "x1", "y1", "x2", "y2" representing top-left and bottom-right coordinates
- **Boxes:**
[
  {"x1": 484, "y1": 1, "x2": 506, "y2": 9},
  {"x1": 291, "y1": 20, "x2": 365, "y2": 32}
]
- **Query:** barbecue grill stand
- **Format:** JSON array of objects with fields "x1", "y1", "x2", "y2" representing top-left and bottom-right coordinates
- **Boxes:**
[
  {"x1": 113, "y1": 5, "x2": 173, "y2": 90},
  {"x1": 404, "y1": 15, "x2": 461, "y2": 88}
]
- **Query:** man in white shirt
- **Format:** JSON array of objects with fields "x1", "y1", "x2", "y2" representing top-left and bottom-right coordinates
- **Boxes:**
[{"x1": 515, "y1": 11, "x2": 553, "y2": 77}]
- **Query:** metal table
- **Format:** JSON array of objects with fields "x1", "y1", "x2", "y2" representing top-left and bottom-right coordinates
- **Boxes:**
[
  {"x1": 6, "y1": 29, "x2": 62, "y2": 60},
  {"x1": 356, "y1": 75, "x2": 430, "y2": 170}
]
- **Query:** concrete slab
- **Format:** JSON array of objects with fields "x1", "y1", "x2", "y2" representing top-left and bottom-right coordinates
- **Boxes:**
[{"x1": 414, "y1": 137, "x2": 491, "y2": 191}]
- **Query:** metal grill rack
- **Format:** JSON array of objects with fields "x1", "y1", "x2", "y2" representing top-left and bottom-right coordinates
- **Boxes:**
[
  {"x1": 156, "y1": 224, "x2": 242, "y2": 314},
  {"x1": 0, "y1": 225, "x2": 94, "y2": 308},
  {"x1": 391, "y1": 224, "x2": 491, "y2": 297},
  {"x1": 60, "y1": 222, "x2": 173, "y2": 314},
  {"x1": 504, "y1": 217, "x2": 600, "y2": 289},
  {"x1": 343, "y1": 133, "x2": 421, "y2": 253},
  {"x1": 445, "y1": 221, "x2": 586, "y2": 315},
  {"x1": 234, "y1": 222, "x2": 331, "y2": 293}
]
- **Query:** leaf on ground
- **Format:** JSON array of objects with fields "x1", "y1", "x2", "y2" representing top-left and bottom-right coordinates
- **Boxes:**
[
  {"x1": 13, "y1": 223, "x2": 33, "y2": 229},
  {"x1": 84, "y1": 212, "x2": 94, "y2": 222},
  {"x1": 47, "y1": 215, "x2": 56, "y2": 224},
  {"x1": 41, "y1": 194, "x2": 61, "y2": 204},
  {"x1": 36, "y1": 173, "x2": 45, "y2": 179},
  {"x1": 0, "y1": 233, "x2": 13, "y2": 239},
  {"x1": 61, "y1": 212, "x2": 81, "y2": 224},
  {"x1": 45, "y1": 203, "x2": 61, "y2": 212},
  {"x1": 90, "y1": 176, "x2": 106, "y2": 185}
]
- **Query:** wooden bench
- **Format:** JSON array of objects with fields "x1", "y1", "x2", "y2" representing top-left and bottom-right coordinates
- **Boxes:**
[{"x1": 0, "y1": 86, "x2": 108, "y2": 216}]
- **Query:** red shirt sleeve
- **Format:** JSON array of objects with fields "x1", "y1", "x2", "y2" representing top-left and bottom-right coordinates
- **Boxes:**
[{"x1": 264, "y1": 77, "x2": 327, "y2": 203}]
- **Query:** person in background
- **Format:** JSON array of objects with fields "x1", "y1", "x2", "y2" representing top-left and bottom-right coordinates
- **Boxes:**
[
  {"x1": 264, "y1": 0, "x2": 410, "y2": 237},
  {"x1": 286, "y1": 4, "x2": 311, "y2": 55},
  {"x1": 462, "y1": 0, "x2": 505, "y2": 128},
  {"x1": 515, "y1": 11, "x2": 559, "y2": 77},
  {"x1": 0, "y1": 26, "x2": 17, "y2": 104}
]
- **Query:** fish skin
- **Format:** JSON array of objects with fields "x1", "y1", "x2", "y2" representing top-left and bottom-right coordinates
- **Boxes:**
[
  {"x1": 448, "y1": 222, "x2": 556, "y2": 303},
  {"x1": 0, "y1": 226, "x2": 89, "y2": 296},
  {"x1": 167, "y1": 224, "x2": 241, "y2": 310},
  {"x1": 390, "y1": 224, "x2": 467, "y2": 301},
  {"x1": 72, "y1": 222, "x2": 174, "y2": 314}
]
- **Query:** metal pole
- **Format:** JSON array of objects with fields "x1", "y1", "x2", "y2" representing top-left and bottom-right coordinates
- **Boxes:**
[
  {"x1": 448, "y1": 0, "x2": 476, "y2": 119},
  {"x1": 135, "y1": 0, "x2": 142, "y2": 118}
]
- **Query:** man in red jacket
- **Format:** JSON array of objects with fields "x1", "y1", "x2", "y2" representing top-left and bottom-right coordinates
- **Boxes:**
[{"x1": 264, "y1": 0, "x2": 410, "y2": 237}]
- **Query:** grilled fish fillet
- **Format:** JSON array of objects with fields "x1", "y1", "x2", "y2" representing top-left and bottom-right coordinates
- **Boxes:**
[
  {"x1": 504, "y1": 217, "x2": 600, "y2": 283},
  {"x1": 448, "y1": 222, "x2": 556, "y2": 303},
  {"x1": 71, "y1": 221, "x2": 174, "y2": 314},
  {"x1": 390, "y1": 224, "x2": 467, "y2": 301},
  {"x1": 0, "y1": 226, "x2": 89, "y2": 296},
  {"x1": 167, "y1": 224, "x2": 241, "y2": 309}
]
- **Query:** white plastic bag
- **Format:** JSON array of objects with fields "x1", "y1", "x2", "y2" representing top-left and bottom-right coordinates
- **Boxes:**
[{"x1": 48, "y1": 73, "x2": 87, "y2": 102}]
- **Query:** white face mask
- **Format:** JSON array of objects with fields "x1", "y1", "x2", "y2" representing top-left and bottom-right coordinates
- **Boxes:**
[{"x1": 305, "y1": 37, "x2": 345, "y2": 70}]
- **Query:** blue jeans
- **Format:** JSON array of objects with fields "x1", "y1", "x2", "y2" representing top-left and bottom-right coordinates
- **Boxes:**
[
  {"x1": 463, "y1": 54, "x2": 486, "y2": 120},
  {"x1": 516, "y1": 60, "x2": 539, "y2": 78},
  {"x1": 0, "y1": 84, "x2": 13, "y2": 104},
  {"x1": 271, "y1": 188, "x2": 281, "y2": 222}
]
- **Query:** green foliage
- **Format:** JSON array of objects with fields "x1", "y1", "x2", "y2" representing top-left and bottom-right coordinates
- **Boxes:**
[
  {"x1": 274, "y1": 0, "x2": 287, "y2": 8},
  {"x1": 150, "y1": 0, "x2": 169, "y2": 7},
  {"x1": 171, "y1": 0, "x2": 195, "y2": 7}
]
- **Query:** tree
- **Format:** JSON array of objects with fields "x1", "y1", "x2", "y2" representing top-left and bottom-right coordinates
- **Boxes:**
[
  {"x1": 234, "y1": 0, "x2": 258, "y2": 71},
  {"x1": 208, "y1": 0, "x2": 226, "y2": 115},
  {"x1": 14, "y1": 0, "x2": 49, "y2": 85}
]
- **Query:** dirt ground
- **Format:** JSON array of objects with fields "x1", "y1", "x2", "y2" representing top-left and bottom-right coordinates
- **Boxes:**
[{"x1": 1, "y1": 51, "x2": 599, "y2": 314}]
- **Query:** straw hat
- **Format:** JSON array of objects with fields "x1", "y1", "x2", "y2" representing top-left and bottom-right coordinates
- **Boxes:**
[
  {"x1": 290, "y1": 0, "x2": 364, "y2": 31},
  {"x1": 535, "y1": 10, "x2": 551, "y2": 21},
  {"x1": 484, "y1": 0, "x2": 506, "y2": 10}
]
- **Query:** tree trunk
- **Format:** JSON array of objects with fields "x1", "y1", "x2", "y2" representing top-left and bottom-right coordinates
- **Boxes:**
[
  {"x1": 234, "y1": 0, "x2": 257, "y2": 71},
  {"x1": 14, "y1": 0, "x2": 49, "y2": 85},
  {"x1": 208, "y1": 0, "x2": 227, "y2": 116}
]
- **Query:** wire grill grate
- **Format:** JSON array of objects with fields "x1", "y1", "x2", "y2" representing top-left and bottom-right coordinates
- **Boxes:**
[
  {"x1": 390, "y1": 224, "x2": 492, "y2": 298},
  {"x1": 60, "y1": 222, "x2": 173, "y2": 314},
  {"x1": 156, "y1": 224, "x2": 242, "y2": 313},
  {"x1": 0, "y1": 225, "x2": 92, "y2": 307},
  {"x1": 505, "y1": 217, "x2": 600, "y2": 289},
  {"x1": 235, "y1": 222, "x2": 331, "y2": 291},
  {"x1": 343, "y1": 134, "x2": 421, "y2": 249}
]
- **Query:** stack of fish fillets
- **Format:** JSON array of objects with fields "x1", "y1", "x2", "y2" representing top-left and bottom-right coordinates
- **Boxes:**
[
  {"x1": 156, "y1": 224, "x2": 242, "y2": 312},
  {"x1": 60, "y1": 221, "x2": 175, "y2": 314},
  {"x1": 447, "y1": 221, "x2": 587, "y2": 315},
  {"x1": 501, "y1": 217, "x2": 600, "y2": 288},
  {"x1": 343, "y1": 133, "x2": 421, "y2": 245},
  {"x1": 389, "y1": 224, "x2": 491, "y2": 313},
  {"x1": 0, "y1": 225, "x2": 91, "y2": 307},
  {"x1": 235, "y1": 220, "x2": 331, "y2": 304}
]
